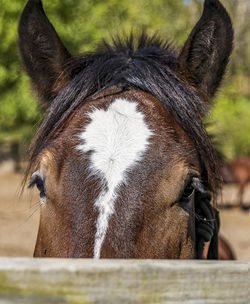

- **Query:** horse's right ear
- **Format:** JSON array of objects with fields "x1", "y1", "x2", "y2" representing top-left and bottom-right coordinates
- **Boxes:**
[{"x1": 18, "y1": 0, "x2": 71, "y2": 106}]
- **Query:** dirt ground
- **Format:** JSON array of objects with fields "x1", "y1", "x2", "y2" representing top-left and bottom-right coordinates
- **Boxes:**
[{"x1": 0, "y1": 161, "x2": 249, "y2": 260}]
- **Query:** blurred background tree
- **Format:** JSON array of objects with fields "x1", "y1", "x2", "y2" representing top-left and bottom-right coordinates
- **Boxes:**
[{"x1": 0, "y1": 0, "x2": 249, "y2": 163}]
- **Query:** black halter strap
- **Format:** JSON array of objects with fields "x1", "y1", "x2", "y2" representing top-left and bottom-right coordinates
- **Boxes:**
[{"x1": 195, "y1": 190, "x2": 219, "y2": 259}]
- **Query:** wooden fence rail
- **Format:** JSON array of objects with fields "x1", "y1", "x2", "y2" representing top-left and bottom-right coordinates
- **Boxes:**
[{"x1": 0, "y1": 258, "x2": 248, "y2": 304}]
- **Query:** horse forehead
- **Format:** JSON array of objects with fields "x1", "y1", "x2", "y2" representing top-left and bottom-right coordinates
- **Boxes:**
[
  {"x1": 67, "y1": 91, "x2": 196, "y2": 158},
  {"x1": 72, "y1": 91, "x2": 180, "y2": 138},
  {"x1": 71, "y1": 94, "x2": 198, "y2": 172},
  {"x1": 76, "y1": 97, "x2": 154, "y2": 173},
  {"x1": 74, "y1": 97, "x2": 163, "y2": 152}
]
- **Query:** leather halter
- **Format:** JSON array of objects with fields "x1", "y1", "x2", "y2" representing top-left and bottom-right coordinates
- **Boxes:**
[{"x1": 194, "y1": 190, "x2": 219, "y2": 259}]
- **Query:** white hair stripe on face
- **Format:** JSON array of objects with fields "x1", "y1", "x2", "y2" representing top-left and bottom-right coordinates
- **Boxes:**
[{"x1": 76, "y1": 98, "x2": 153, "y2": 258}]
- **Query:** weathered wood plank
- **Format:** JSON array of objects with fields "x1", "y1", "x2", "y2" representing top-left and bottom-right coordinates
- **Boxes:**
[{"x1": 0, "y1": 258, "x2": 248, "y2": 304}]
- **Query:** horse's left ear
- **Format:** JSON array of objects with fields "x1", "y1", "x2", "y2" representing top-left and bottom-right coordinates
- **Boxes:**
[
  {"x1": 178, "y1": 0, "x2": 233, "y2": 98},
  {"x1": 18, "y1": 0, "x2": 71, "y2": 106}
]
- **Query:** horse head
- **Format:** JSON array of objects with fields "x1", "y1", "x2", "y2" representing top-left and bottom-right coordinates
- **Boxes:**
[{"x1": 18, "y1": 0, "x2": 233, "y2": 258}]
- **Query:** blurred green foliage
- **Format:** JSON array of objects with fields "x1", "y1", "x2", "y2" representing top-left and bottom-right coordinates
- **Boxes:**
[{"x1": 0, "y1": 0, "x2": 249, "y2": 159}]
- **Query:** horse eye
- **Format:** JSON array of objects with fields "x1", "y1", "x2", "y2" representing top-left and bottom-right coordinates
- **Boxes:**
[
  {"x1": 181, "y1": 179, "x2": 195, "y2": 200},
  {"x1": 183, "y1": 184, "x2": 194, "y2": 198},
  {"x1": 29, "y1": 172, "x2": 46, "y2": 202}
]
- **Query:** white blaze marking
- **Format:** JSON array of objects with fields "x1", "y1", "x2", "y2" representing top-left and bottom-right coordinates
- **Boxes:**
[{"x1": 77, "y1": 98, "x2": 153, "y2": 258}]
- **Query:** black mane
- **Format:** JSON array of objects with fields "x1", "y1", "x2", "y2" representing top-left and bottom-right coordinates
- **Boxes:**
[{"x1": 26, "y1": 33, "x2": 220, "y2": 193}]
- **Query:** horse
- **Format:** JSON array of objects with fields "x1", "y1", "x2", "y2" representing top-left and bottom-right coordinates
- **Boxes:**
[
  {"x1": 18, "y1": 0, "x2": 233, "y2": 259},
  {"x1": 222, "y1": 157, "x2": 250, "y2": 211},
  {"x1": 203, "y1": 235, "x2": 236, "y2": 260}
]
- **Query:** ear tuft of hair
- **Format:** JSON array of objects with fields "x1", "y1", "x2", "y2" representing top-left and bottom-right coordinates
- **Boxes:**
[
  {"x1": 178, "y1": 0, "x2": 234, "y2": 98},
  {"x1": 18, "y1": 0, "x2": 71, "y2": 106}
]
